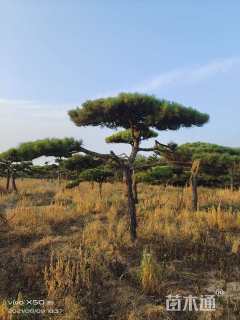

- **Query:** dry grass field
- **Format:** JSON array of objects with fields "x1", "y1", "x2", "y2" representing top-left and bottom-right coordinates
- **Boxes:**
[{"x1": 1, "y1": 179, "x2": 240, "y2": 319}]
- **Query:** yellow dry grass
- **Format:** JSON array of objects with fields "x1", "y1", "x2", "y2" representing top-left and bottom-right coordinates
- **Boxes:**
[{"x1": 0, "y1": 178, "x2": 240, "y2": 319}]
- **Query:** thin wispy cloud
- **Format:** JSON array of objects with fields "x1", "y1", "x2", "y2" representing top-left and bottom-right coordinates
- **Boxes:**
[
  {"x1": 0, "y1": 57, "x2": 239, "y2": 114},
  {"x1": 135, "y1": 57, "x2": 240, "y2": 92},
  {"x1": 0, "y1": 99, "x2": 70, "y2": 121},
  {"x1": 0, "y1": 57, "x2": 240, "y2": 151}
]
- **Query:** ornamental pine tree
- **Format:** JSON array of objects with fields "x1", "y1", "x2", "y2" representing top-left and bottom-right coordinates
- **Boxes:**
[
  {"x1": 0, "y1": 138, "x2": 82, "y2": 191},
  {"x1": 69, "y1": 92, "x2": 209, "y2": 240},
  {"x1": 150, "y1": 142, "x2": 201, "y2": 211},
  {"x1": 0, "y1": 150, "x2": 33, "y2": 192},
  {"x1": 178, "y1": 142, "x2": 240, "y2": 191}
]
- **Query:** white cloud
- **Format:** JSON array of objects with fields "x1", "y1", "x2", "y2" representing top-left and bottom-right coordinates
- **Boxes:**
[
  {"x1": 0, "y1": 99, "x2": 70, "y2": 121},
  {"x1": 135, "y1": 57, "x2": 240, "y2": 92},
  {"x1": 1, "y1": 56, "x2": 239, "y2": 112}
]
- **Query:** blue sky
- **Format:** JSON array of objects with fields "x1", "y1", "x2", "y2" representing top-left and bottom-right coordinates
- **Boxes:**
[{"x1": 0, "y1": 1, "x2": 240, "y2": 154}]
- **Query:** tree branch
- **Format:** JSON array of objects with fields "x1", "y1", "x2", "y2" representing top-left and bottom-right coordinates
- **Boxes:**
[
  {"x1": 138, "y1": 147, "x2": 156, "y2": 152},
  {"x1": 71, "y1": 146, "x2": 124, "y2": 166},
  {"x1": 110, "y1": 151, "x2": 125, "y2": 166},
  {"x1": 139, "y1": 140, "x2": 174, "y2": 153},
  {"x1": 134, "y1": 161, "x2": 165, "y2": 170}
]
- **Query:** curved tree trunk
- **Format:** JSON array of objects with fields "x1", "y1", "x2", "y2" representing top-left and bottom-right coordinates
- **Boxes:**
[
  {"x1": 124, "y1": 166, "x2": 137, "y2": 241},
  {"x1": 12, "y1": 173, "x2": 18, "y2": 192},
  {"x1": 122, "y1": 171, "x2": 128, "y2": 198},
  {"x1": 99, "y1": 182, "x2": 103, "y2": 198},
  {"x1": 132, "y1": 170, "x2": 138, "y2": 204},
  {"x1": 6, "y1": 169, "x2": 10, "y2": 191}
]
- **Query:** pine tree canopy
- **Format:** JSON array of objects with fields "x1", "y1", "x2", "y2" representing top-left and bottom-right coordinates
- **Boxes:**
[
  {"x1": 105, "y1": 128, "x2": 158, "y2": 144},
  {"x1": 0, "y1": 138, "x2": 82, "y2": 162},
  {"x1": 177, "y1": 142, "x2": 240, "y2": 166},
  {"x1": 179, "y1": 142, "x2": 240, "y2": 157},
  {"x1": 79, "y1": 167, "x2": 113, "y2": 183},
  {"x1": 61, "y1": 154, "x2": 103, "y2": 171},
  {"x1": 68, "y1": 93, "x2": 209, "y2": 132}
]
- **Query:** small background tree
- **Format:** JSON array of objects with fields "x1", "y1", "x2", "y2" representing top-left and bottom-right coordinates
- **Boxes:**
[{"x1": 79, "y1": 167, "x2": 114, "y2": 197}]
